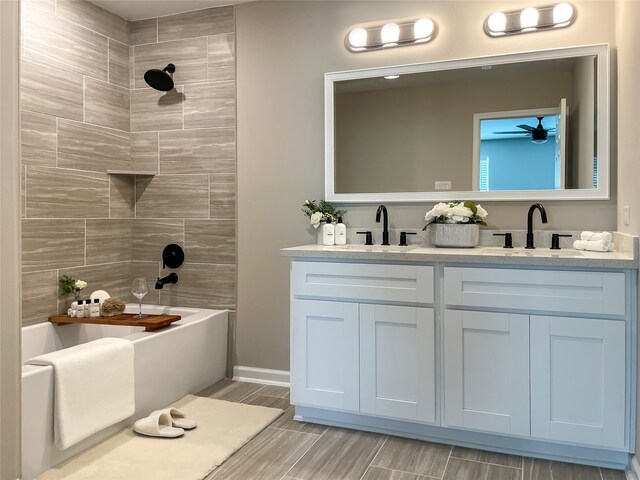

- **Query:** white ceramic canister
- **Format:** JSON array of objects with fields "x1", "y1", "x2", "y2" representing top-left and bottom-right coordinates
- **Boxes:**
[{"x1": 322, "y1": 222, "x2": 335, "y2": 245}]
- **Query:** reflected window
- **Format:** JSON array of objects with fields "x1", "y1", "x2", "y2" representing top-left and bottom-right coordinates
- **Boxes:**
[
  {"x1": 473, "y1": 101, "x2": 567, "y2": 191},
  {"x1": 479, "y1": 156, "x2": 490, "y2": 191}
]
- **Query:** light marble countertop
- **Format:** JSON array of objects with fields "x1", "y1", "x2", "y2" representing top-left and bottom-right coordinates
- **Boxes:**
[{"x1": 281, "y1": 231, "x2": 639, "y2": 269}]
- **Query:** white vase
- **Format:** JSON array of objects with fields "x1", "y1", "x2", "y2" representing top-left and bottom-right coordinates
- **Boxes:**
[
  {"x1": 430, "y1": 223, "x2": 479, "y2": 248},
  {"x1": 316, "y1": 222, "x2": 325, "y2": 244}
]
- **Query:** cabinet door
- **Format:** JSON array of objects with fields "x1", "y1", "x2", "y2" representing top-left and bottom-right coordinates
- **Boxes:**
[
  {"x1": 360, "y1": 305, "x2": 435, "y2": 423},
  {"x1": 444, "y1": 310, "x2": 530, "y2": 436},
  {"x1": 291, "y1": 299, "x2": 359, "y2": 411},
  {"x1": 530, "y1": 316, "x2": 626, "y2": 449}
]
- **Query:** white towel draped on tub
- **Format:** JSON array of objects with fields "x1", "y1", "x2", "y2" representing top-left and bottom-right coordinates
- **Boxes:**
[{"x1": 27, "y1": 337, "x2": 135, "y2": 450}]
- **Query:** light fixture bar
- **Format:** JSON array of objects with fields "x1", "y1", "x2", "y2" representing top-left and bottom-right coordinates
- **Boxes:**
[
  {"x1": 484, "y1": 3, "x2": 575, "y2": 37},
  {"x1": 345, "y1": 17, "x2": 437, "y2": 53}
]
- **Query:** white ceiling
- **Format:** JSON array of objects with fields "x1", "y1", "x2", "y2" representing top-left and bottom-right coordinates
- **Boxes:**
[{"x1": 90, "y1": 0, "x2": 251, "y2": 21}]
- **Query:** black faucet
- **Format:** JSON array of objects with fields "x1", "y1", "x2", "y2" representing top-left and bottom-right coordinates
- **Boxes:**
[
  {"x1": 155, "y1": 272, "x2": 178, "y2": 290},
  {"x1": 375, "y1": 205, "x2": 390, "y2": 245},
  {"x1": 525, "y1": 203, "x2": 548, "y2": 249}
]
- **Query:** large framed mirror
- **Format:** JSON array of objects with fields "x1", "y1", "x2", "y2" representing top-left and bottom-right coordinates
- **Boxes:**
[{"x1": 325, "y1": 44, "x2": 609, "y2": 202}]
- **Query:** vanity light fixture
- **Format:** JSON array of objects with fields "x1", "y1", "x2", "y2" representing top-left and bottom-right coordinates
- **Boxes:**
[
  {"x1": 484, "y1": 3, "x2": 575, "y2": 37},
  {"x1": 520, "y1": 7, "x2": 539, "y2": 31},
  {"x1": 381, "y1": 23, "x2": 400, "y2": 47},
  {"x1": 345, "y1": 17, "x2": 437, "y2": 52},
  {"x1": 384, "y1": 75, "x2": 400, "y2": 80},
  {"x1": 348, "y1": 27, "x2": 368, "y2": 49}
]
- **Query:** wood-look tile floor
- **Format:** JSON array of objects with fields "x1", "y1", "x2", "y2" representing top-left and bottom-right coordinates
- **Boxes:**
[{"x1": 197, "y1": 380, "x2": 626, "y2": 480}]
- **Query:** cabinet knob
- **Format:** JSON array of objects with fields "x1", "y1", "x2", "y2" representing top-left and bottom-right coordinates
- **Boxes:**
[
  {"x1": 356, "y1": 231, "x2": 373, "y2": 245},
  {"x1": 493, "y1": 233, "x2": 513, "y2": 248}
]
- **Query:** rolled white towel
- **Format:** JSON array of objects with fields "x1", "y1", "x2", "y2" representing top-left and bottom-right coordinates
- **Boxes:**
[
  {"x1": 573, "y1": 239, "x2": 614, "y2": 252},
  {"x1": 580, "y1": 231, "x2": 612, "y2": 242}
]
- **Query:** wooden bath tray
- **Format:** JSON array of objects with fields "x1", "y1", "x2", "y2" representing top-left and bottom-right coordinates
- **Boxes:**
[{"x1": 48, "y1": 314, "x2": 182, "y2": 332}]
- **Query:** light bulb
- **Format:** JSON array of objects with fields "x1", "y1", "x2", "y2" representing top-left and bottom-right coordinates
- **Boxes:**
[
  {"x1": 553, "y1": 2, "x2": 574, "y2": 24},
  {"x1": 381, "y1": 23, "x2": 400, "y2": 45},
  {"x1": 520, "y1": 7, "x2": 539, "y2": 29},
  {"x1": 487, "y1": 12, "x2": 506, "y2": 33},
  {"x1": 348, "y1": 27, "x2": 368, "y2": 48},
  {"x1": 413, "y1": 18, "x2": 434, "y2": 40}
]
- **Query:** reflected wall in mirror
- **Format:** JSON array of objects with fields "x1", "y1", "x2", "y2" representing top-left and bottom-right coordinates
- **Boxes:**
[{"x1": 326, "y1": 44, "x2": 608, "y2": 202}]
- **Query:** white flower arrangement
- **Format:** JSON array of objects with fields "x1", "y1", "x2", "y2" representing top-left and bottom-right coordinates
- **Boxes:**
[
  {"x1": 309, "y1": 212, "x2": 323, "y2": 228},
  {"x1": 302, "y1": 199, "x2": 347, "y2": 229},
  {"x1": 59, "y1": 275, "x2": 88, "y2": 300},
  {"x1": 423, "y1": 201, "x2": 488, "y2": 230}
]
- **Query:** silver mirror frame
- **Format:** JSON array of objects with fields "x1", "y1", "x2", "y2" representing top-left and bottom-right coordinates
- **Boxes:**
[{"x1": 325, "y1": 44, "x2": 609, "y2": 203}]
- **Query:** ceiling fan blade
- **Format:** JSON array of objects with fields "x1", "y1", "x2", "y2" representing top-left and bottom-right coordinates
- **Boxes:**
[
  {"x1": 493, "y1": 131, "x2": 531, "y2": 134},
  {"x1": 516, "y1": 124, "x2": 534, "y2": 131}
]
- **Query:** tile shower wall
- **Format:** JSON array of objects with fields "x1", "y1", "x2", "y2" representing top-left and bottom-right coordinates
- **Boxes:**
[
  {"x1": 20, "y1": 0, "x2": 133, "y2": 326},
  {"x1": 129, "y1": 6, "x2": 236, "y2": 311},
  {"x1": 20, "y1": 0, "x2": 236, "y2": 325}
]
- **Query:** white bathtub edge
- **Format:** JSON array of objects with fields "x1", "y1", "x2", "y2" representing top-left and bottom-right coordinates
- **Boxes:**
[
  {"x1": 22, "y1": 305, "x2": 229, "y2": 480},
  {"x1": 232, "y1": 366, "x2": 290, "y2": 387}
]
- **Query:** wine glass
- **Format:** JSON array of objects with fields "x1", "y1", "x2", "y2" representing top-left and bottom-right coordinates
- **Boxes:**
[{"x1": 131, "y1": 278, "x2": 148, "y2": 319}]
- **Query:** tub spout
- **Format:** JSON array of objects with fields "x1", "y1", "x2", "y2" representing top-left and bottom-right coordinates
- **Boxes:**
[{"x1": 155, "y1": 273, "x2": 178, "y2": 290}]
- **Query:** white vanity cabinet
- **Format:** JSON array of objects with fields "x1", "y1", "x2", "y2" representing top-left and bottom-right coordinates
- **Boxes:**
[
  {"x1": 285, "y1": 253, "x2": 635, "y2": 469},
  {"x1": 290, "y1": 299, "x2": 360, "y2": 411},
  {"x1": 443, "y1": 266, "x2": 629, "y2": 449},
  {"x1": 290, "y1": 261, "x2": 436, "y2": 423},
  {"x1": 360, "y1": 304, "x2": 435, "y2": 423},
  {"x1": 530, "y1": 315, "x2": 626, "y2": 449},
  {"x1": 443, "y1": 310, "x2": 530, "y2": 436}
]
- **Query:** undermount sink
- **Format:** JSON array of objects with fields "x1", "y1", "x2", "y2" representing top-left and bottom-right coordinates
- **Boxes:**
[
  {"x1": 319, "y1": 244, "x2": 590, "y2": 257},
  {"x1": 323, "y1": 244, "x2": 415, "y2": 254},
  {"x1": 477, "y1": 247, "x2": 585, "y2": 257}
]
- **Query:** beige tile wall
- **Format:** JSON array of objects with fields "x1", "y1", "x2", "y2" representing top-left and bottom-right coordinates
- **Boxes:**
[
  {"x1": 129, "y1": 6, "x2": 237, "y2": 311},
  {"x1": 20, "y1": 0, "x2": 237, "y2": 324}
]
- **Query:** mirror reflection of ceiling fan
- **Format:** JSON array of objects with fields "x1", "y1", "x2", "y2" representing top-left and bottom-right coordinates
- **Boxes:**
[{"x1": 493, "y1": 116, "x2": 555, "y2": 144}]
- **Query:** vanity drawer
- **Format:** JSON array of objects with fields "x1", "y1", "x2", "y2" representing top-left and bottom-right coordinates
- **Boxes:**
[
  {"x1": 292, "y1": 261, "x2": 434, "y2": 304},
  {"x1": 444, "y1": 267, "x2": 625, "y2": 316}
]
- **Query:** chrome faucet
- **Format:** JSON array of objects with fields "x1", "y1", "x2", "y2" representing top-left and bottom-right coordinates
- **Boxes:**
[
  {"x1": 525, "y1": 203, "x2": 548, "y2": 249},
  {"x1": 375, "y1": 205, "x2": 390, "y2": 245}
]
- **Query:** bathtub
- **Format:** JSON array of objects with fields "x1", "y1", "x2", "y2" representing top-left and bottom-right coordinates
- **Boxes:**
[{"x1": 22, "y1": 304, "x2": 228, "y2": 480}]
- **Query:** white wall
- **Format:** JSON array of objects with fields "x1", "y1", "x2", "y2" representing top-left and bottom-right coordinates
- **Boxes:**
[
  {"x1": 0, "y1": 0, "x2": 22, "y2": 477},
  {"x1": 614, "y1": 0, "x2": 640, "y2": 457},
  {"x1": 236, "y1": 0, "x2": 618, "y2": 371}
]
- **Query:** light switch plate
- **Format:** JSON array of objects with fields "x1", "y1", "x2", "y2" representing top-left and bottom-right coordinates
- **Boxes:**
[
  {"x1": 623, "y1": 206, "x2": 630, "y2": 225},
  {"x1": 435, "y1": 181, "x2": 451, "y2": 191}
]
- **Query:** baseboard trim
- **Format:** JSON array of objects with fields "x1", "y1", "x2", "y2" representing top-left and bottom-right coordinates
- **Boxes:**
[
  {"x1": 232, "y1": 366, "x2": 290, "y2": 387},
  {"x1": 627, "y1": 455, "x2": 640, "y2": 480},
  {"x1": 295, "y1": 405, "x2": 631, "y2": 470}
]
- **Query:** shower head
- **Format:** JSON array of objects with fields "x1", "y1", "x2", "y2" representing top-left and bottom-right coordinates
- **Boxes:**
[{"x1": 144, "y1": 63, "x2": 176, "y2": 91}]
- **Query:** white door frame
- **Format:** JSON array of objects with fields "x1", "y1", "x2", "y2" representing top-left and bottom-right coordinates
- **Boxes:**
[
  {"x1": 472, "y1": 106, "x2": 561, "y2": 191},
  {"x1": 0, "y1": 0, "x2": 22, "y2": 478}
]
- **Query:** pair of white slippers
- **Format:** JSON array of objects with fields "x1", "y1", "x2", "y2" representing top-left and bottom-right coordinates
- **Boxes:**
[{"x1": 133, "y1": 407, "x2": 197, "y2": 438}]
